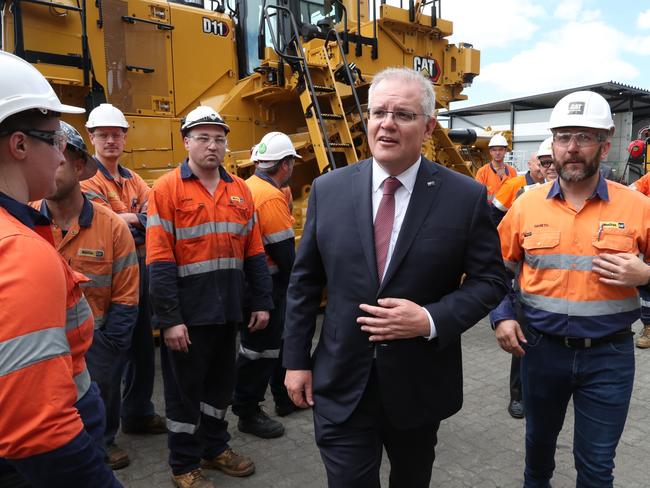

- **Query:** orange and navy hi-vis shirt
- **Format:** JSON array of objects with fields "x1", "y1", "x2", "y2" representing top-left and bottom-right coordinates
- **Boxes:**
[
  {"x1": 630, "y1": 172, "x2": 650, "y2": 197},
  {"x1": 475, "y1": 163, "x2": 517, "y2": 203},
  {"x1": 494, "y1": 176, "x2": 650, "y2": 338},
  {"x1": 246, "y1": 172, "x2": 296, "y2": 284},
  {"x1": 80, "y1": 158, "x2": 150, "y2": 250},
  {"x1": 0, "y1": 193, "x2": 89, "y2": 459},
  {"x1": 147, "y1": 161, "x2": 273, "y2": 328},
  {"x1": 35, "y1": 196, "x2": 139, "y2": 350},
  {"x1": 491, "y1": 172, "x2": 537, "y2": 225}
]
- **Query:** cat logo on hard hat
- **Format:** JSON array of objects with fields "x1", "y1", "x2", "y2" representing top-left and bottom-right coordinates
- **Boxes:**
[{"x1": 413, "y1": 56, "x2": 441, "y2": 83}]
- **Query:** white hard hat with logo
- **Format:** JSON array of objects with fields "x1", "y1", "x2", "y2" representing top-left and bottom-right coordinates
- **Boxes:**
[
  {"x1": 537, "y1": 136, "x2": 553, "y2": 157},
  {"x1": 488, "y1": 134, "x2": 509, "y2": 148},
  {"x1": 0, "y1": 51, "x2": 84, "y2": 125},
  {"x1": 86, "y1": 103, "x2": 129, "y2": 129},
  {"x1": 181, "y1": 106, "x2": 230, "y2": 135},
  {"x1": 255, "y1": 132, "x2": 302, "y2": 169},
  {"x1": 548, "y1": 91, "x2": 614, "y2": 133}
]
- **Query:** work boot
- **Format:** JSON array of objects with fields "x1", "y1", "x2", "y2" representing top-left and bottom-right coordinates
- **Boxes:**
[
  {"x1": 238, "y1": 408, "x2": 285, "y2": 438},
  {"x1": 201, "y1": 448, "x2": 255, "y2": 477},
  {"x1": 106, "y1": 443, "x2": 130, "y2": 470},
  {"x1": 171, "y1": 469, "x2": 214, "y2": 488},
  {"x1": 507, "y1": 399, "x2": 524, "y2": 419},
  {"x1": 637, "y1": 325, "x2": 650, "y2": 349},
  {"x1": 274, "y1": 401, "x2": 297, "y2": 417},
  {"x1": 122, "y1": 413, "x2": 166, "y2": 435}
]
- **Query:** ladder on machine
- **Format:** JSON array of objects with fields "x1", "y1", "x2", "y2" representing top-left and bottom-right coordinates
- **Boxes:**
[{"x1": 264, "y1": 4, "x2": 367, "y2": 172}]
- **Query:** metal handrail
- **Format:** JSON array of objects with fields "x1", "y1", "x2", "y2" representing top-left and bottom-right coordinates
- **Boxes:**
[
  {"x1": 324, "y1": 27, "x2": 367, "y2": 141},
  {"x1": 264, "y1": 3, "x2": 337, "y2": 170}
]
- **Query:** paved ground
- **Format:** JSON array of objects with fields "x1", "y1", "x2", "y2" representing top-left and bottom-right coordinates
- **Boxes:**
[{"x1": 115, "y1": 318, "x2": 650, "y2": 487}]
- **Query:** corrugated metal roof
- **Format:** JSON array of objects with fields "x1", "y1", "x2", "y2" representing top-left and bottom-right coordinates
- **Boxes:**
[{"x1": 441, "y1": 81, "x2": 650, "y2": 116}]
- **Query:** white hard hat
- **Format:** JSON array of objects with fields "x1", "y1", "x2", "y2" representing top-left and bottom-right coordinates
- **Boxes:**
[
  {"x1": 548, "y1": 90, "x2": 614, "y2": 132},
  {"x1": 488, "y1": 134, "x2": 508, "y2": 148},
  {"x1": 181, "y1": 106, "x2": 230, "y2": 135},
  {"x1": 250, "y1": 144, "x2": 259, "y2": 163},
  {"x1": 85, "y1": 103, "x2": 129, "y2": 129},
  {"x1": 0, "y1": 51, "x2": 84, "y2": 125},
  {"x1": 537, "y1": 136, "x2": 553, "y2": 158},
  {"x1": 255, "y1": 132, "x2": 302, "y2": 168}
]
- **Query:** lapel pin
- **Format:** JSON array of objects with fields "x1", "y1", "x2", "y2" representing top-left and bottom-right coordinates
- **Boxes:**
[{"x1": 427, "y1": 181, "x2": 435, "y2": 187}]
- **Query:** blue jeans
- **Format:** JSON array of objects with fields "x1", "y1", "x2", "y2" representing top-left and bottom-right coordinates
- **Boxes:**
[{"x1": 521, "y1": 326, "x2": 634, "y2": 488}]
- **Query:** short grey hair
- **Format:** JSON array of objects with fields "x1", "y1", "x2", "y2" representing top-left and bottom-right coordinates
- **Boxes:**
[{"x1": 368, "y1": 67, "x2": 436, "y2": 118}]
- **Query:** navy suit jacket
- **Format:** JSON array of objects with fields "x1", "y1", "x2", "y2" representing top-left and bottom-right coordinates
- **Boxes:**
[{"x1": 283, "y1": 157, "x2": 507, "y2": 428}]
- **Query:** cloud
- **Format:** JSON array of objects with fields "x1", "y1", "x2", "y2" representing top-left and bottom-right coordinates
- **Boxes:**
[
  {"x1": 554, "y1": 0, "x2": 582, "y2": 20},
  {"x1": 638, "y1": 9, "x2": 650, "y2": 30},
  {"x1": 476, "y1": 20, "x2": 640, "y2": 97},
  {"x1": 442, "y1": 0, "x2": 546, "y2": 49}
]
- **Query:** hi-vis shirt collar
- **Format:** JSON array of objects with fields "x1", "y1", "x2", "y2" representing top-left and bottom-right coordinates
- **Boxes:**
[
  {"x1": 95, "y1": 157, "x2": 133, "y2": 180},
  {"x1": 489, "y1": 163, "x2": 513, "y2": 177},
  {"x1": 39, "y1": 194, "x2": 94, "y2": 228},
  {"x1": 546, "y1": 173, "x2": 609, "y2": 202},
  {"x1": 0, "y1": 192, "x2": 50, "y2": 229},
  {"x1": 254, "y1": 169, "x2": 278, "y2": 188},
  {"x1": 180, "y1": 158, "x2": 233, "y2": 183}
]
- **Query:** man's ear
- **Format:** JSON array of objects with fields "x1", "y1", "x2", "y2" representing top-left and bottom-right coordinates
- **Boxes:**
[{"x1": 7, "y1": 132, "x2": 29, "y2": 160}]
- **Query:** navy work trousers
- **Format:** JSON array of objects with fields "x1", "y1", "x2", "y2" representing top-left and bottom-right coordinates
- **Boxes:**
[
  {"x1": 86, "y1": 329, "x2": 127, "y2": 446},
  {"x1": 7, "y1": 429, "x2": 120, "y2": 488},
  {"x1": 521, "y1": 326, "x2": 634, "y2": 488},
  {"x1": 160, "y1": 324, "x2": 237, "y2": 475},
  {"x1": 122, "y1": 255, "x2": 155, "y2": 423},
  {"x1": 232, "y1": 291, "x2": 291, "y2": 417}
]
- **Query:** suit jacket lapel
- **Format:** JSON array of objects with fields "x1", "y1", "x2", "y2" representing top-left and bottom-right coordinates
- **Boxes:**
[
  {"x1": 378, "y1": 158, "x2": 441, "y2": 295},
  {"x1": 352, "y1": 160, "x2": 379, "y2": 286}
]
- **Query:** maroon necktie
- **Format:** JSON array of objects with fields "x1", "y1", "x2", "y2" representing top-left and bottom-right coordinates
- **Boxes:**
[{"x1": 374, "y1": 176, "x2": 402, "y2": 279}]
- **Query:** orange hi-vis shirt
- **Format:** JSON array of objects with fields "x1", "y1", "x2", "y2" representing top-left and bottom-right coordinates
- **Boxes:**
[
  {"x1": 34, "y1": 196, "x2": 139, "y2": 345},
  {"x1": 246, "y1": 173, "x2": 295, "y2": 276},
  {"x1": 80, "y1": 158, "x2": 150, "y2": 251},
  {"x1": 475, "y1": 162, "x2": 517, "y2": 202},
  {"x1": 630, "y1": 172, "x2": 650, "y2": 197},
  {"x1": 0, "y1": 194, "x2": 91, "y2": 459},
  {"x1": 147, "y1": 161, "x2": 273, "y2": 328},
  {"x1": 498, "y1": 176, "x2": 650, "y2": 338},
  {"x1": 492, "y1": 172, "x2": 538, "y2": 213}
]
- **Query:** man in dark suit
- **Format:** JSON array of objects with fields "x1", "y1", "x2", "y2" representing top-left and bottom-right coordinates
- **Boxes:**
[{"x1": 282, "y1": 67, "x2": 507, "y2": 487}]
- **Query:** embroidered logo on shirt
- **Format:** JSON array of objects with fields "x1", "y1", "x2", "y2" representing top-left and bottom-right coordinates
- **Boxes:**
[
  {"x1": 230, "y1": 196, "x2": 245, "y2": 204},
  {"x1": 78, "y1": 248, "x2": 105, "y2": 258},
  {"x1": 108, "y1": 191, "x2": 119, "y2": 199}
]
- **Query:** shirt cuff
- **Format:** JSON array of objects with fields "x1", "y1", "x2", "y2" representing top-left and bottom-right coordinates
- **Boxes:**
[{"x1": 422, "y1": 307, "x2": 437, "y2": 340}]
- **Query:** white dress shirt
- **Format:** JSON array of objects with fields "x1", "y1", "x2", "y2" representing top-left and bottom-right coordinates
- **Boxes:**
[{"x1": 372, "y1": 158, "x2": 437, "y2": 340}]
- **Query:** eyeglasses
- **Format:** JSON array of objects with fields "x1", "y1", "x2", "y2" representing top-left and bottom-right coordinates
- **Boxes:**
[
  {"x1": 0, "y1": 128, "x2": 68, "y2": 151},
  {"x1": 538, "y1": 158, "x2": 554, "y2": 168},
  {"x1": 92, "y1": 131, "x2": 125, "y2": 142},
  {"x1": 552, "y1": 132, "x2": 606, "y2": 148},
  {"x1": 367, "y1": 108, "x2": 426, "y2": 124},
  {"x1": 187, "y1": 135, "x2": 228, "y2": 146}
]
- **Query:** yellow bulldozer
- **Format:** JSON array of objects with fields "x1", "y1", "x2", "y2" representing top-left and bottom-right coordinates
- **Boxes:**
[{"x1": 2, "y1": 0, "x2": 507, "y2": 232}]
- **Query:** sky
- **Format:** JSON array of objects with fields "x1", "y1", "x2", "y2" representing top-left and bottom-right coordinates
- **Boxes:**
[{"x1": 409, "y1": 0, "x2": 650, "y2": 109}]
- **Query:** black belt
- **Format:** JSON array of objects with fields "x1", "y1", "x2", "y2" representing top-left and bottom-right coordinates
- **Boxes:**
[{"x1": 532, "y1": 327, "x2": 633, "y2": 349}]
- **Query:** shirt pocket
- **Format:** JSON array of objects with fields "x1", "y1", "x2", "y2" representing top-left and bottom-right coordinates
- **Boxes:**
[
  {"x1": 592, "y1": 233, "x2": 635, "y2": 254},
  {"x1": 522, "y1": 230, "x2": 561, "y2": 281},
  {"x1": 175, "y1": 203, "x2": 209, "y2": 242}
]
